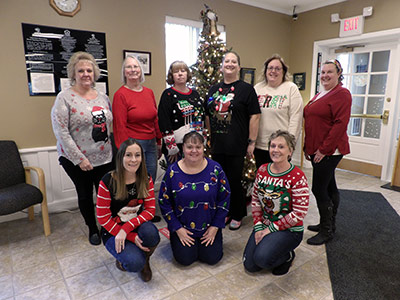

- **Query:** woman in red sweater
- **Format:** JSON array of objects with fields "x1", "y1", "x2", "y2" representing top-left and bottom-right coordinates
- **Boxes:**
[
  {"x1": 113, "y1": 56, "x2": 162, "y2": 189},
  {"x1": 303, "y1": 59, "x2": 352, "y2": 245},
  {"x1": 96, "y1": 138, "x2": 160, "y2": 282}
]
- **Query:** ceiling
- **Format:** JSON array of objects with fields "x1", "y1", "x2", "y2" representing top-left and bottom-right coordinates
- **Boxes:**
[{"x1": 229, "y1": 0, "x2": 347, "y2": 15}]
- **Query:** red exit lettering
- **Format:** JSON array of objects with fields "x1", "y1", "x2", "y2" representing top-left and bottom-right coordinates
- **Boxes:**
[{"x1": 344, "y1": 17, "x2": 359, "y2": 31}]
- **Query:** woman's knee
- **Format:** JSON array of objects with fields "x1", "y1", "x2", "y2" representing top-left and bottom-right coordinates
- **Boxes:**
[{"x1": 138, "y1": 222, "x2": 160, "y2": 246}]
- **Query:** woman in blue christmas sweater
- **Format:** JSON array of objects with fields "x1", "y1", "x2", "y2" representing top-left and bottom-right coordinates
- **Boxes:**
[
  {"x1": 243, "y1": 130, "x2": 309, "y2": 275},
  {"x1": 159, "y1": 131, "x2": 230, "y2": 266}
]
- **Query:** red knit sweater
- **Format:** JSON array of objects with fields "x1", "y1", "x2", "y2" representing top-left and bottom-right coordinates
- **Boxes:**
[
  {"x1": 304, "y1": 84, "x2": 352, "y2": 156},
  {"x1": 112, "y1": 86, "x2": 162, "y2": 148},
  {"x1": 96, "y1": 175, "x2": 156, "y2": 242}
]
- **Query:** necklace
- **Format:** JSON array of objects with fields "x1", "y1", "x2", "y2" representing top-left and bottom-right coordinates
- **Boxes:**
[
  {"x1": 124, "y1": 84, "x2": 143, "y2": 92},
  {"x1": 127, "y1": 183, "x2": 136, "y2": 196}
]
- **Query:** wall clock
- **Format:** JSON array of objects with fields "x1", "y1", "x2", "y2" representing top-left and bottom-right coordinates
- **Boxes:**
[{"x1": 50, "y1": 0, "x2": 81, "y2": 17}]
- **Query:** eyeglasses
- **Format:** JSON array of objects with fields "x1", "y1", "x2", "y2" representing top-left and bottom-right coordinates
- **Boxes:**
[{"x1": 267, "y1": 66, "x2": 282, "y2": 72}]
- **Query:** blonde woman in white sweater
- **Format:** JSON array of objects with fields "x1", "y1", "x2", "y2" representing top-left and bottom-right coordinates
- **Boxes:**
[{"x1": 254, "y1": 54, "x2": 303, "y2": 169}]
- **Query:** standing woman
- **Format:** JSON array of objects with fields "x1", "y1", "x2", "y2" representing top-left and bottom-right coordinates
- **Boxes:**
[
  {"x1": 254, "y1": 54, "x2": 303, "y2": 169},
  {"x1": 159, "y1": 132, "x2": 230, "y2": 266},
  {"x1": 205, "y1": 51, "x2": 261, "y2": 230},
  {"x1": 243, "y1": 130, "x2": 309, "y2": 275},
  {"x1": 158, "y1": 61, "x2": 204, "y2": 165},
  {"x1": 51, "y1": 51, "x2": 113, "y2": 245},
  {"x1": 304, "y1": 59, "x2": 352, "y2": 245},
  {"x1": 97, "y1": 139, "x2": 160, "y2": 282},
  {"x1": 113, "y1": 55, "x2": 162, "y2": 187}
]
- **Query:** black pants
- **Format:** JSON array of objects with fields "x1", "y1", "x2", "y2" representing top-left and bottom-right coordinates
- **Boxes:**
[
  {"x1": 311, "y1": 155, "x2": 343, "y2": 232},
  {"x1": 212, "y1": 153, "x2": 246, "y2": 221},
  {"x1": 254, "y1": 148, "x2": 273, "y2": 170},
  {"x1": 59, "y1": 156, "x2": 113, "y2": 231}
]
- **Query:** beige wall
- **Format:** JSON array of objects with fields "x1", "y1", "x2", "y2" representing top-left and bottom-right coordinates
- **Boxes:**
[
  {"x1": 0, "y1": 0, "x2": 290, "y2": 148},
  {"x1": 1, "y1": 0, "x2": 400, "y2": 149}
]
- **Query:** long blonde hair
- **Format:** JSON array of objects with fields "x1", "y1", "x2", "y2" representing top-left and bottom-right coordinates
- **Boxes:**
[{"x1": 112, "y1": 138, "x2": 149, "y2": 200}]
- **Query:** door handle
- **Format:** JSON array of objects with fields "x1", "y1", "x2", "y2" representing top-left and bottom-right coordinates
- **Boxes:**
[{"x1": 351, "y1": 110, "x2": 389, "y2": 125}]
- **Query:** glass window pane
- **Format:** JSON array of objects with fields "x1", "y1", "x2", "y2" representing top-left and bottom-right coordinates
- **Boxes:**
[
  {"x1": 366, "y1": 97, "x2": 384, "y2": 115},
  {"x1": 351, "y1": 96, "x2": 364, "y2": 114},
  {"x1": 348, "y1": 118, "x2": 362, "y2": 136},
  {"x1": 353, "y1": 53, "x2": 369, "y2": 73},
  {"x1": 371, "y1": 51, "x2": 390, "y2": 72},
  {"x1": 364, "y1": 119, "x2": 381, "y2": 139},
  {"x1": 337, "y1": 53, "x2": 350, "y2": 73},
  {"x1": 369, "y1": 74, "x2": 387, "y2": 94},
  {"x1": 351, "y1": 75, "x2": 368, "y2": 94}
]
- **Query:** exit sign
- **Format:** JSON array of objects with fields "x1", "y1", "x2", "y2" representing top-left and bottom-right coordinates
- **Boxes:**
[{"x1": 340, "y1": 15, "x2": 364, "y2": 37}]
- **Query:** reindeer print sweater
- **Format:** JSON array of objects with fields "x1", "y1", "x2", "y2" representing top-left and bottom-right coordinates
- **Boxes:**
[{"x1": 251, "y1": 163, "x2": 309, "y2": 233}]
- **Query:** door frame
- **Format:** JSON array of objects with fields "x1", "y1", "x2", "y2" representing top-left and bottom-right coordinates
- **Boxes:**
[{"x1": 310, "y1": 28, "x2": 400, "y2": 181}]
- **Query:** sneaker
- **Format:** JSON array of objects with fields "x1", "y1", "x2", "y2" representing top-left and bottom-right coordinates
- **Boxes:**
[
  {"x1": 225, "y1": 216, "x2": 232, "y2": 225},
  {"x1": 229, "y1": 219, "x2": 242, "y2": 230},
  {"x1": 272, "y1": 251, "x2": 295, "y2": 276}
]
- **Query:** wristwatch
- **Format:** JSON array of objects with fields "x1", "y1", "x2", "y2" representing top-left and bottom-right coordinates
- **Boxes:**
[{"x1": 248, "y1": 139, "x2": 256, "y2": 144}]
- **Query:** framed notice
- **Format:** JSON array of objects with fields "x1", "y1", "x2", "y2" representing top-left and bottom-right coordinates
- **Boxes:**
[
  {"x1": 123, "y1": 50, "x2": 151, "y2": 75},
  {"x1": 22, "y1": 23, "x2": 108, "y2": 96}
]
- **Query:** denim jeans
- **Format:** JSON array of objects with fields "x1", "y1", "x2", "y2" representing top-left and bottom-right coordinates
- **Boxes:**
[
  {"x1": 135, "y1": 138, "x2": 157, "y2": 182},
  {"x1": 243, "y1": 229, "x2": 303, "y2": 272},
  {"x1": 104, "y1": 222, "x2": 160, "y2": 272},
  {"x1": 170, "y1": 228, "x2": 223, "y2": 266}
]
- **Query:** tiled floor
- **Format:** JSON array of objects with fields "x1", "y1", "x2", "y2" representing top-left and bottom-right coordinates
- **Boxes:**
[{"x1": 1, "y1": 168, "x2": 399, "y2": 300}]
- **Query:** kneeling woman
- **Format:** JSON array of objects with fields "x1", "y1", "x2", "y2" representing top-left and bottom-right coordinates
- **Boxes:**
[
  {"x1": 243, "y1": 130, "x2": 309, "y2": 275},
  {"x1": 159, "y1": 132, "x2": 230, "y2": 266},
  {"x1": 96, "y1": 139, "x2": 160, "y2": 282}
]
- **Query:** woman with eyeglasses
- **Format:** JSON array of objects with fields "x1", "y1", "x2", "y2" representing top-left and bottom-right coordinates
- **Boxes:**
[
  {"x1": 113, "y1": 56, "x2": 162, "y2": 222},
  {"x1": 253, "y1": 54, "x2": 303, "y2": 169},
  {"x1": 303, "y1": 59, "x2": 351, "y2": 245}
]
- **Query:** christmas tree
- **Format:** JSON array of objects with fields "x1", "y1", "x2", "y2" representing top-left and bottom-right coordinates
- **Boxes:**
[{"x1": 190, "y1": 5, "x2": 227, "y2": 101}]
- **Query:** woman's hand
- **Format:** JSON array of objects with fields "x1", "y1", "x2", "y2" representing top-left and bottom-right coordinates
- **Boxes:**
[
  {"x1": 134, "y1": 235, "x2": 150, "y2": 252},
  {"x1": 254, "y1": 228, "x2": 270, "y2": 245},
  {"x1": 115, "y1": 229, "x2": 127, "y2": 253},
  {"x1": 168, "y1": 153, "x2": 179, "y2": 163},
  {"x1": 247, "y1": 143, "x2": 256, "y2": 158},
  {"x1": 313, "y1": 149, "x2": 325, "y2": 163},
  {"x1": 79, "y1": 158, "x2": 93, "y2": 171},
  {"x1": 176, "y1": 227, "x2": 195, "y2": 247},
  {"x1": 157, "y1": 144, "x2": 162, "y2": 160},
  {"x1": 200, "y1": 226, "x2": 218, "y2": 247}
]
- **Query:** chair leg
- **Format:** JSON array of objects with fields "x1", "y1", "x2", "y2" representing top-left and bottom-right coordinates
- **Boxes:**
[
  {"x1": 28, "y1": 206, "x2": 35, "y2": 221},
  {"x1": 41, "y1": 200, "x2": 51, "y2": 236}
]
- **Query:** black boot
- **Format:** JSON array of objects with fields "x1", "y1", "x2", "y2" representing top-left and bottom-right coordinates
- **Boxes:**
[
  {"x1": 307, "y1": 224, "x2": 320, "y2": 232},
  {"x1": 307, "y1": 204, "x2": 333, "y2": 245}
]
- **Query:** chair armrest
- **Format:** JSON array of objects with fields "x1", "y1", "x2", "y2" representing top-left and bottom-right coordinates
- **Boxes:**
[{"x1": 24, "y1": 166, "x2": 45, "y2": 190}]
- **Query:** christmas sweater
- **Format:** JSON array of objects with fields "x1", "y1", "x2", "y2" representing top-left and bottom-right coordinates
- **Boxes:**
[
  {"x1": 96, "y1": 172, "x2": 156, "y2": 243},
  {"x1": 254, "y1": 81, "x2": 303, "y2": 150},
  {"x1": 158, "y1": 87, "x2": 205, "y2": 156},
  {"x1": 206, "y1": 80, "x2": 260, "y2": 156},
  {"x1": 112, "y1": 86, "x2": 162, "y2": 148},
  {"x1": 159, "y1": 158, "x2": 230, "y2": 238},
  {"x1": 51, "y1": 88, "x2": 113, "y2": 167},
  {"x1": 252, "y1": 163, "x2": 309, "y2": 233},
  {"x1": 304, "y1": 84, "x2": 351, "y2": 156}
]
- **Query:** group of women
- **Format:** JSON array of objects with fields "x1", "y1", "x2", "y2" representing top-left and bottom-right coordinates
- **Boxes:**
[{"x1": 51, "y1": 49, "x2": 351, "y2": 281}]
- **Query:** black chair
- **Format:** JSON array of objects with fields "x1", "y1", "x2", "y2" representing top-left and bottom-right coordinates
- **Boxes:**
[{"x1": 0, "y1": 141, "x2": 50, "y2": 236}]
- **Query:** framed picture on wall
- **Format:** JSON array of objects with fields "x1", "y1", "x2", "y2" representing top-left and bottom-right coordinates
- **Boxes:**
[
  {"x1": 293, "y1": 72, "x2": 306, "y2": 90},
  {"x1": 123, "y1": 50, "x2": 151, "y2": 75},
  {"x1": 240, "y1": 68, "x2": 256, "y2": 85}
]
